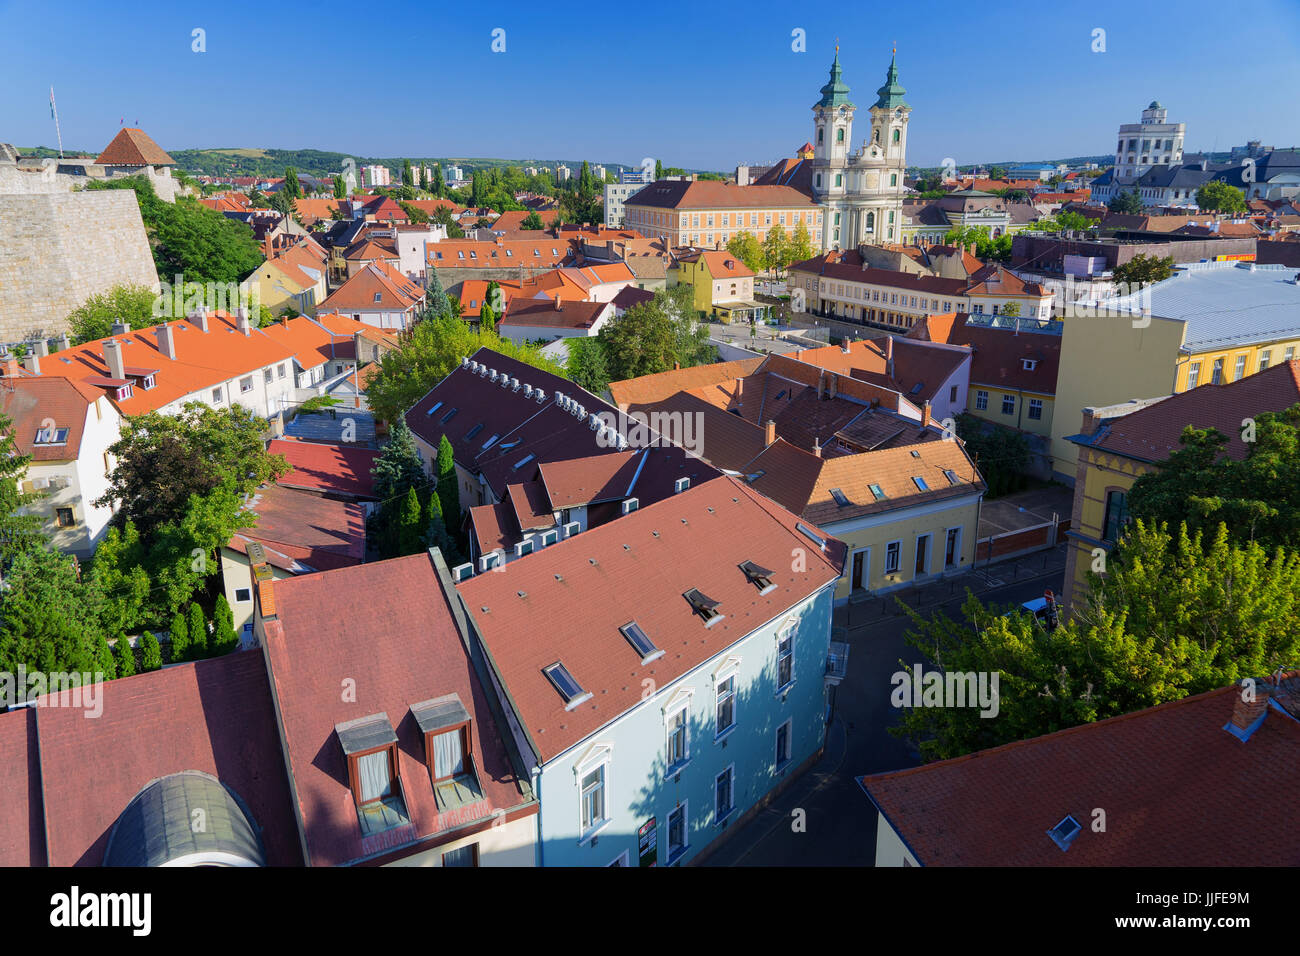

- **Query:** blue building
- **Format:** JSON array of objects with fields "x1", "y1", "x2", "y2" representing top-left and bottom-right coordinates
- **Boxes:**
[{"x1": 456, "y1": 475, "x2": 845, "y2": 866}]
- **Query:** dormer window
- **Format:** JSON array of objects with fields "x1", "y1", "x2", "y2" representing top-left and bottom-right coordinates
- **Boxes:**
[
  {"x1": 684, "y1": 588, "x2": 724, "y2": 626},
  {"x1": 139, "y1": 374, "x2": 156, "y2": 390},
  {"x1": 336, "y1": 713, "x2": 408, "y2": 834},
  {"x1": 412, "y1": 694, "x2": 484, "y2": 812},
  {"x1": 739, "y1": 561, "x2": 777, "y2": 595},
  {"x1": 1022, "y1": 358, "x2": 1038, "y2": 371},
  {"x1": 115, "y1": 384, "x2": 133, "y2": 401}
]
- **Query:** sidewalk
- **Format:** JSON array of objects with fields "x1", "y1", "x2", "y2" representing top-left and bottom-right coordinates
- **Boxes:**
[{"x1": 836, "y1": 543, "x2": 1069, "y2": 633}]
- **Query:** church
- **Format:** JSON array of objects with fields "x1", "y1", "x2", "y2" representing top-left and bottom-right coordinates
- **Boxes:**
[{"x1": 754, "y1": 50, "x2": 911, "y2": 250}]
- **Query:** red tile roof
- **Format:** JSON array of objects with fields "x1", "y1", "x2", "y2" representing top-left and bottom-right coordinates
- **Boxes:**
[
  {"x1": 269, "y1": 438, "x2": 381, "y2": 498},
  {"x1": 95, "y1": 127, "x2": 174, "y2": 166},
  {"x1": 457, "y1": 475, "x2": 845, "y2": 761},
  {"x1": 0, "y1": 709, "x2": 44, "y2": 866},
  {"x1": 626, "y1": 180, "x2": 818, "y2": 211},
  {"x1": 790, "y1": 338, "x2": 969, "y2": 405},
  {"x1": 262, "y1": 552, "x2": 535, "y2": 865},
  {"x1": 608, "y1": 358, "x2": 765, "y2": 408},
  {"x1": 0, "y1": 376, "x2": 108, "y2": 460},
  {"x1": 320, "y1": 260, "x2": 424, "y2": 313},
  {"x1": 32, "y1": 651, "x2": 301, "y2": 866},
  {"x1": 861, "y1": 676, "x2": 1300, "y2": 865},
  {"x1": 427, "y1": 238, "x2": 573, "y2": 271},
  {"x1": 909, "y1": 313, "x2": 1060, "y2": 395},
  {"x1": 229, "y1": 483, "x2": 365, "y2": 571},
  {"x1": 500, "y1": 297, "x2": 609, "y2": 331}
]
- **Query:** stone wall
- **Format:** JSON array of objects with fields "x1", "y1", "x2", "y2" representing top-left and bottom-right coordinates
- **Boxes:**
[{"x1": 0, "y1": 191, "x2": 159, "y2": 342}]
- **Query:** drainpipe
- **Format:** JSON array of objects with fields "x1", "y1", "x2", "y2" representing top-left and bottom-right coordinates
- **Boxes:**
[{"x1": 532, "y1": 765, "x2": 544, "y2": 867}]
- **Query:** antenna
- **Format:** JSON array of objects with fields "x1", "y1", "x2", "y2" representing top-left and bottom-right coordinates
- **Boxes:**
[{"x1": 49, "y1": 87, "x2": 64, "y2": 159}]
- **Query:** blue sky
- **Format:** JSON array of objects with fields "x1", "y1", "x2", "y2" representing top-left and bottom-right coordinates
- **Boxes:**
[{"x1": 2, "y1": 0, "x2": 1298, "y2": 171}]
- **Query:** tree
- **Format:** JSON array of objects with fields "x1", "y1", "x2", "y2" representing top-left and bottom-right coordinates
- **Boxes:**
[
  {"x1": 999, "y1": 301, "x2": 1021, "y2": 318},
  {"x1": 0, "y1": 544, "x2": 103, "y2": 678},
  {"x1": 1195, "y1": 180, "x2": 1247, "y2": 215},
  {"x1": 333, "y1": 175, "x2": 346, "y2": 199},
  {"x1": 565, "y1": 337, "x2": 612, "y2": 395},
  {"x1": 140, "y1": 630, "x2": 163, "y2": 672},
  {"x1": 435, "y1": 433, "x2": 461, "y2": 539},
  {"x1": 168, "y1": 611, "x2": 190, "y2": 664},
  {"x1": 397, "y1": 486, "x2": 424, "y2": 556},
  {"x1": 955, "y1": 413, "x2": 1029, "y2": 497},
  {"x1": 88, "y1": 521, "x2": 152, "y2": 637},
  {"x1": 1108, "y1": 189, "x2": 1143, "y2": 214},
  {"x1": 1126, "y1": 404, "x2": 1300, "y2": 552},
  {"x1": 725, "y1": 231, "x2": 764, "y2": 273},
  {"x1": 762, "y1": 225, "x2": 788, "y2": 273},
  {"x1": 186, "y1": 602, "x2": 208, "y2": 661},
  {"x1": 432, "y1": 164, "x2": 445, "y2": 198},
  {"x1": 788, "y1": 221, "x2": 815, "y2": 265},
  {"x1": 94, "y1": 632, "x2": 117, "y2": 681},
  {"x1": 112, "y1": 636, "x2": 136, "y2": 678},
  {"x1": 598, "y1": 284, "x2": 713, "y2": 381},
  {"x1": 1111, "y1": 253, "x2": 1175, "y2": 287},
  {"x1": 477, "y1": 301, "x2": 496, "y2": 332},
  {"x1": 987, "y1": 166, "x2": 1007, "y2": 180},
  {"x1": 403, "y1": 159, "x2": 414, "y2": 188},
  {"x1": 283, "y1": 167, "x2": 302, "y2": 200},
  {"x1": 212, "y1": 594, "x2": 238, "y2": 656},
  {"x1": 365, "y1": 315, "x2": 565, "y2": 426},
  {"x1": 65, "y1": 284, "x2": 159, "y2": 344},
  {"x1": 371, "y1": 420, "x2": 428, "y2": 558},
  {"x1": 654, "y1": 159, "x2": 664, "y2": 180},
  {"x1": 521, "y1": 210, "x2": 544, "y2": 230},
  {"x1": 0, "y1": 410, "x2": 46, "y2": 562},
  {"x1": 1056, "y1": 210, "x2": 1094, "y2": 232}
]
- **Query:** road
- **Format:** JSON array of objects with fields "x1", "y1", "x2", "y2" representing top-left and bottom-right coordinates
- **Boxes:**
[{"x1": 701, "y1": 547, "x2": 1066, "y2": 867}]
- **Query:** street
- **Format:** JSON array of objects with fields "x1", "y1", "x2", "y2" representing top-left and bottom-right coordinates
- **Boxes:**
[{"x1": 701, "y1": 545, "x2": 1067, "y2": 866}]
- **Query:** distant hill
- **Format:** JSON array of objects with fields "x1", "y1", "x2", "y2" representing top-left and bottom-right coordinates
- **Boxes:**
[{"x1": 164, "y1": 148, "x2": 648, "y2": 180}]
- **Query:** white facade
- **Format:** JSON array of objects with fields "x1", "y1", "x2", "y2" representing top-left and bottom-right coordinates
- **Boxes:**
[
  {"x1": 361, "y1": 165, "x2": 391, "y2": 187},
  {"x1": 1114, "y1": 101, "x2": 1185, "y2": 185}
]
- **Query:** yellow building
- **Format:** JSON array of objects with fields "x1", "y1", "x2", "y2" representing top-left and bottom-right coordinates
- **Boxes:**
[
  {"x1": 1060, "y1": 359, "x2": 1300, "y2": 612},
  {"x1": 1051, "y1": 261, "x2": 1300, "y2": 482},
  {"x1": 623, "y1": 180, "x2": 822, "y2": 250},
  {"x1": 675, "y1": 250, "x2": 769, "y2": 322}
]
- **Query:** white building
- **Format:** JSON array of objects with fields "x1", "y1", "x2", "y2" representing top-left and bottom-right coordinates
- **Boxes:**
[
  {"x1": 603, "y1": 181, "x2": 645, "y2": 227},
  {"x1": 1114, "y1": 101, "x2": 1185, "y2": 186},
  {"x1": 555, "y1": 164, "x2": 572, "y2": 182},
  {"x1": 361, "y1": 165, "x2": 391, "y2": 188}
]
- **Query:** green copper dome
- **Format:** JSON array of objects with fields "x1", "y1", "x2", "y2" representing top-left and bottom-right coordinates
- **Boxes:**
[
  {"x1": 873, "y1": 53, "x2": 908, "y2": 109},
  {"x1": 815, "y1": 51, "x2": 854, "y2": 108}
]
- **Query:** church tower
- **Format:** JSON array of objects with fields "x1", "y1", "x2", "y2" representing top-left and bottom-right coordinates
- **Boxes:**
[{"x1": 865, "y1": 52, "x2": 910, "y2": 244}]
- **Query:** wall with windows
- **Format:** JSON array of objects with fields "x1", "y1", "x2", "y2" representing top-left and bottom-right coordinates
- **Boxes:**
[
  {"x1": 1061, "y1": 444, "x2": 1151, "y2": 612},
  {"x1": 965, "y1": 386, "x2": 1055, "y2": 439},
  {"x1": 1177, "y1": 339, "x2": 1300, "y2": 392},
  {"x1": 831, "y1": 494, "x2": 982, "y2": 604},
  {"x1": 383, "y1": 813, "x2": 537, "y2": 867},
  {"x1": 532, "y1": 584, "x2": 835, "y2": 867}
]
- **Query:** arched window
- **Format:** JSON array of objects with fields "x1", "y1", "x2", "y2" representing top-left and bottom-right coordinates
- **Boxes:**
[
  {"x1": 818, "y1": 128, "x2": 824, "y2": 144},
  {"x1": 890, "y1": 173, "x2": 897, "y2": 186},
  {"x1": 892, "y1": 129, "x2": 900, "y2": 143},
  {"x1": 873, "y1": 129, "x2": 880, "y2": 144},
  {"x1": 815, "y1": 173, "x2": 821, "y2": 188},
  {"x1": 836, "y1": 128, "x2": 845, "y2": 143},
  {"x1": 835, "y1": 173, "x2": 842, "y2": 187},
  {"x1": 866, "y1": 211, "x2": 875, "y2": 231}
]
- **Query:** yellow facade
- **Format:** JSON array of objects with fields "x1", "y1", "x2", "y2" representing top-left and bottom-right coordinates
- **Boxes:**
[
  {"x1": 1175, "y1": 339, "x2": 1300, "y2": 391},
  {"x1": 964, "y1": 385, "x2": 1055, "y2": 438},
  {"x1": 830, "y1": 498, "x2": 981, "y2": 603},
  {"x1": 676, "y1": 257, "x2": 713, "y2": 313},
  {"x1": 1063, "y1": 446, "x2": 1154, "y2": 611}
]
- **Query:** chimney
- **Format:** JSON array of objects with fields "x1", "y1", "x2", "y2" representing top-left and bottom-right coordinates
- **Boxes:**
[
  {"x1": 237, "y1": 307, "x2": 252, "y2": 336},
  {"x1": 34, "y1": 339, "x2": 49, "y2": 358},
  {"x1": 191, "y1": 306, "x2": 209, "y2": 333},
  {"x1": 922, "y1": 400, "x2": 932, "y2": 429},
  {"x1": 554, "y1": 294, "x2": 562, "y2": 310},
  {"x1": 22, "y1": 351, "x2": 39, "y2": 376},
  {"x1": 1225, "y1": 680, "x2": 1272, "y2": 740},
  {"x1": 3, "y1": 359, "x2": 18, "y2": 378},
  {"x1": 764, "y1": 420, "x2": 777, "y2": 447},
  {"x1": 56, "y1": 333, "x2": 70, "y2": 352},
  {"x1": 886, "y1": 336, "x2": 895, "y2": 379},
  {"x1": 110, "y1": 320, "x2": 128, "y2": 336},
  {"x1": 103, "y1": 339, "x2": 126, "y2": 380},
  {"x1": 827, "y1": 373, "x2": 838, "y2": 399},
  {"x1": 812, "y1": 437, "x2": 822, "y2": 458},
  {"x1": 156, "y1": 324, "x2": 177, "y2": 361},
  {"x1": 264, "y1": 236, "x2": 273, "y2": 260}
]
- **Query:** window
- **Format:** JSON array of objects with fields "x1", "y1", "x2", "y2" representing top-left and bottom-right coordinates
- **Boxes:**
[
  {"x1": 912, "y1": 476, "x2": 930, "y2": 492},
  {"x1": 1001, "y1": 394, "x2": 1016, "y2": 415},
  {"x1": 1286, "y1": 347, "x2": 1295, "y2": 363},
  {"x1": 264, "y1": 368, "x2": 273, "y2": 384},
  {"x1": 714, "y1": 767, "x2": 734, "y2": 823},
  {"x1": 892, "y1": 129, "x2": 900, "y2": 143},
  {"x1": 1259, "y1": 351, "x2": 1271, "y2": 373},
  {"x1": 915, "y1": 535, "x2": 930, "y2": 575},
  {"x1": 240, "y1": 376, "x2": 253, "y2": 394},
  {"x1": 890, "y1": 173, "x2": 897, "y2": 187},
  {"x1": 684, "y1": 587, "x2": 723, "y2": 626},
  {"x1": 950, "y1": 385, "x2": 958, "y2": 402},
  {"x1": 1102, "y1": 490, "x2": 1130, "y2": 543},
  {"x1": 777, "y1": 629, "x2": 793, "y2": 689},
  {"x1": 667, "y1": 803, "x2": 688, "y2": 862},
  {"x1": 885, "y1": 541, "x2": 901, "y2": 574},
  {"x1": 234, "y1": 587, "x2": 252, "y2": 603},
  {"x1": 715, "y1": 674, "x2": 736, "y2": 737},
  {"x1": 55, "y1": 507, "x2": 75, "y2": 528},
  {"x1": 1211, "y1": 358, "x2": 1223, "y2": 385},
  {"x1": 356, "y1": 749, "x2": 392, "y2": 803},
  {"x1": 580, "y1": 765, "x2": 606, "y2": 833},
  {"x1": 1028, "y1": 398, "x2": 1043, "y2": 420},
  {"x1": 441, "y1": 844, "x2": 478, "y2": 867},
  {"x1": 739, "y1": 560, "x2": 777, "y2": 594},
  {"x1": 1186, "y1": 362, "x2": 1200, "y2": 389},
  {"x1": 277, "y1": 363, "x2": 286, "y2": 379},
  {"x1": 431, "y1": 726, "x2": 468, "y2": 781},
  {"x1": 868, "y1": 483, "x2": 886, "y2": 501},
  {"x1": 666, "y1": 707, "x2": 688, "y2": 768},
  {"x1": 212, "y1": 387, "x2": 224, "y2": 404},
  {"x1": 836, "y1": 128, "x2": 844, "y2": 143},
  {"x1": 543, "y1": 661, "x2": 591, "y2": 709},
  {"x1": 775, "y1": 720, "x2": 792, "y2": 769},
  {"x1": 945, "y1": 528, "x2": 960, "y2": 568},
  {"x1": 621, "y1": 621, "x2": 663, "y2": 663},
  {"x1": 34, "y1": 426, "x2": 69, "y2": 445},
  {"x1": 373, "y1": 292, "x2": 382, "y2": 303},
  {"x1": 835, "y1": 174, "x2": 842, "y2": 188}
]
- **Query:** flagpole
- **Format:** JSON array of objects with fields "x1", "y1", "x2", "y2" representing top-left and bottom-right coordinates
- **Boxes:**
[{"x1": 49, "y1": 87, "x2": 64, "y2": 159}]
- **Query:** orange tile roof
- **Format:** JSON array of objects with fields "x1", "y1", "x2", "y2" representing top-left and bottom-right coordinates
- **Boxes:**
[
  {"x1": 427, "y1": 238, "x2": 572, "y2": 270},
  {"x1": 0, "y1": 376, "x2": 107, "y2": 460},
  {"x1": 627, "y1": 180, "x2": 819, "y2": 211},
  {"x1": 320, "y1": 260, "x2": 423, "y2": 312},
  {"x1": 608, "y1": 358, "x2": 764, "y2": 408},
  {"x1": 95, "y1": 127, "x2": 174, "y2": 166}
]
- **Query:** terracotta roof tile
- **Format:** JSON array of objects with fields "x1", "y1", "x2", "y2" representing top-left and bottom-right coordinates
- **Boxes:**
[{"x1": 95, "y1": 127, "x2": 174, "y2": 166}]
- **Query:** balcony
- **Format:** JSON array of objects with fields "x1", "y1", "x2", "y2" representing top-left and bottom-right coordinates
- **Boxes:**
[{"x1": 826, "y1": 641, "x2": 851, "y2": 685}]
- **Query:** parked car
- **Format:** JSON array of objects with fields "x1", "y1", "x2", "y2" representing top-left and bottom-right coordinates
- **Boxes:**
[{"x1": 1007, "y1": 591, "x2": 1060, "y2": 631}]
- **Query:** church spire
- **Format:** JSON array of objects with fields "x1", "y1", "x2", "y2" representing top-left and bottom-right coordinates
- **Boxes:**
[
  {"x1": 815, "y1": 48, "x2": 853, "y2": 108},
  {"x1": 873, "y1": 48, "x2": 908, "y2": 109}
]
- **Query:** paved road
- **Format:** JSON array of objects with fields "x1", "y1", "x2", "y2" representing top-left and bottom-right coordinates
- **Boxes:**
[{"x1": 702, "y1": 546, "x2": 1067, "y2": 866}]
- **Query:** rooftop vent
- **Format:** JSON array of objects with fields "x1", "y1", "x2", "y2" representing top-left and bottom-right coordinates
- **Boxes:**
[
  {"x1": 621, "y1": 497, "x2": 639, "y2": 515},
  {"x1": 451, "y1": 562, "x2": 474, "y2": 582},
  {"x1": 535, "y1": 389, "x2": 547, "y2": 404},
  {"x1": 674, "y1": 477, "x2": 690, "y2": 494},
  {"x1": 524, "y1": 385, "x2": 534, "y2": 399}
]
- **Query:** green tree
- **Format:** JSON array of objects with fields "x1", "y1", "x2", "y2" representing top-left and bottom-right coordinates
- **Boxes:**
[
  {"x1": 64, "y1": 284, "x2": 159, "y2": 344},
  {"x1": 112, "y1": 636, "x2": 137, "y2": 678},
  {"x1": 988, "y1": 166, "x2": 1007, "y2": 180},
  {"x1": 1107, "y1": 189, "x2": 1144, "y2": 214},
  {"x1": 432, "y1": 164, "x2": 445, "y2": 198},
  {"x1": 1195, "y1": 180, "x2": 1247, "y2": 214},
  {"x1": 212, "y1": 594, "x2": 238, "y2": 656},
  {"x1": 598, "y1": 284, "x2": 713, "y2": 381},
  {"x1": 283, "y1": 167, "x2": 302, "y2": 200},
  {"x1": 167, "y1": 611, "x2": 189, "y2": 664},
  {"x1": 94, "y1": 632, "x2": 117, "y2": 681},
  {"x1": 654, "y1": 159, "x2": 664, "y2": 180},
  {"x1": 187, "y1": 602, "x2": 208, "y2": 661},
  {"x1": 1126, "y1": 404, "x2": 1300, "y2": 551},
  {"x1": 397, "y1": 486, "x2": 424, "y2": 556},
  {"x1": 521, "y1": 210, "x2": 544, "y2": 230},
  {"x1": 0, "y1": 410, "x2": 46, "y2": 562},
  {"x1": 565, "y1": 337, "x2": 612, "y2": 395},
  {"x1": 88, "y1": 521, "x2": 152, "y2": 637},
  {"x1": 402, "y1": 158, "x2": 413, "y2": 188},
  {"x1": 479, "y1": 300, "x2": 496, "y2": 333},
  {"x1": 955, "y1": 413, "x2": 1029, "y2": 497},
  {"x1": 788, "y1": 221, "x2": 815, "y2": 265},
  {"x1": 725, "y1": 231, "x2": 764, "y2": 273},
  {"x1": 999, "y1": 301, "x2": 1021, "y2": 318},
  {"x1": 140, "y1": 630, "x2": 163, "y2": 672},
  {"x1": 1056, "y1": 210, "x2": 1094, "y2": 232},
  {"x1": 333, "y1": 175, "x2": 346, "y2": 199},
  {"x1": 0, "y1": 544, "x2": 103, "y2": 678},
  {"x1": 762, "y1": 225, "x2": 788, "y2": 273},
  {"x1": 1111, "y1": 253, "x2": 1175, "y2": 287},
  {"x1": 435, "y1": 433, "x2": 460, "y2": 541},
  {"x1": 371, "y1": 420, "x2": 427, "y2": 557}
]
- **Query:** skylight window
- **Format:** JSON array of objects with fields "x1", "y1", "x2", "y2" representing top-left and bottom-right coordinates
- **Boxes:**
[
  {"x1": 466, "y1": 423, "x2": 484, "y2": 440},
  {"x1": 499, "y1": 439, "x2": 521, "y2": 451},
  {"x1": 829, "y1": 488, "x2": 850, "y2": 507},
  {"x1": 620, "y1": 622, "x2": 664, "y2": 664},
  {"x1": 868, "y1": 484, "x2": 886, "y2": 500},
  {"x1": 481, "y1": 433, "x2": 500, "y2": 450},
  {"x1": 912, "y1": 476, "x2": 930, "y2": 491},
  {"x1": 796, "y1": 523, "x2": 826, "y2": 549},
  {"x1": 34, "y1": 427, "x2": 69, "y2": 445},
  {"x1": 513, "y1": 453, "x2": 535, "y2": 470},
  {"x1": 739, "y1": 560, "x2": 777, "y2": 595},
  {"x1": 543, "y1": 662, "x2": 592, "y2": 710},
  {"x1": 683, "y1": 588, "x2": 724, "y2": 626},
  {"x1": 440, "y1": 407, "x2": 459, "y2": 424},
  {"x1": 427, "y1": 401, "x2": 444, "y2": 416},
  {"x1": 943, "y1": 469, "x2": 960, "y2": 485},
  {"x1": 1047, "y1": 814, "x2": 1082, "y2": 851}
]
